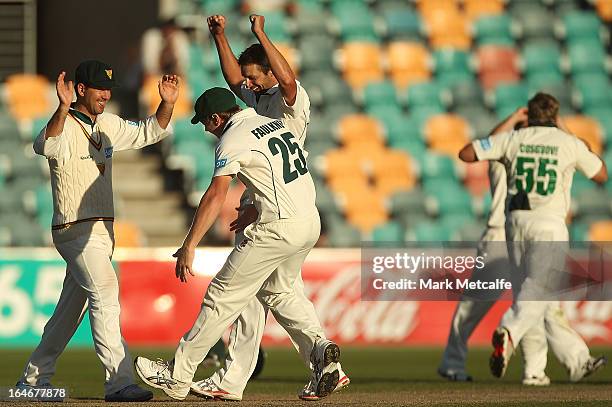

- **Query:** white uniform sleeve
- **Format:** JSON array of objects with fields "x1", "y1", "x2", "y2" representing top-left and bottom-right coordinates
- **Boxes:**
[
  {"x1": 239, "y1": 84, "x2": 257, "y2": 108},
  {"x1": 279, "y1": 81, "x2": 308, "y2": 118},
  {"x1": 109, "y1": 114, "x2": 172, "y2": 152},
  {"x1": 213, "y1": 140, "x2": 252, "y2": 177},
  {"x1": 472, "y1": 131, "x2": 513, "y2": 161},
  {"x1": 33, "y1": 125, "x2": 70, "y2": 160},
  {"x1": 574, "y1": 137, "x2": 603, "y2": 179}
]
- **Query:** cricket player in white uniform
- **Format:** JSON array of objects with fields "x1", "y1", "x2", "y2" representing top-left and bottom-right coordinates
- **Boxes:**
[
  {"x1": 439, "y1": 161, "x2": 607, "y2": 384},
  {"x1": 190, "y1": 14, "x2": 348, "y2": 400},
  {"x1": 458, "y1": 93, "x2": 608, "y2": 380},
  {"x1": 16, "y1": 60, "x2": 179, "y2": 401},
  {"x1": 134, "y1": 87, "x2": 342, "y2": 401}
]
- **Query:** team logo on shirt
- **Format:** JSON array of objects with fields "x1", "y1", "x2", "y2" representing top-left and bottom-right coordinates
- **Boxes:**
[
  {"x1": 479, "y1": 137, "x2": 492, "y2": 151},
  {"x1": 105, "y1": 146, "x2": 113, "y2": 159},
  {"x1": 215, "y1": 158, "x2": 227, "y2": 169}
]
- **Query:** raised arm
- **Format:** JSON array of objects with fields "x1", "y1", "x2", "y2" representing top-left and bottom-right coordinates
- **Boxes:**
[
  {"x1": 45, "y1": 72, "x2": 73, "y2": 139},
  {"x1": 458, "y1": 107, "x2": 527, "y2": 162},
  {"x1": 174, "y1": 175, "x2": 232, "y2": 282},
  {"x1": 208, "y1": 15, "x2": 244, "y2": 97},
  {"x1": 250, "y1": 14, "x2": 297, "y2": 105}
]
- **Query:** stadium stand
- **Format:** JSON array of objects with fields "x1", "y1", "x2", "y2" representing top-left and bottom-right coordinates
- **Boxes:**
[{"x1": 1, "y1": 0, "x2": 611, "y2": 247}]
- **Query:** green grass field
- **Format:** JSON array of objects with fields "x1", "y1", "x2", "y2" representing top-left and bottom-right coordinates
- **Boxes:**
[{"x1": 1, "y1": 346, "x2": 610, "y2": 406}]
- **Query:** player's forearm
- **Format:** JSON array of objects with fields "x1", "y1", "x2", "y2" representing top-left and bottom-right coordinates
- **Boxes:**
[
  {"x1": 490, "y1": 109, "x2": 526, "y2": 136},
  {"x1": 212, "y1": 34, "x2": 243, "y2": 88},
  {"x1": 155, "y1": 101, "x2": 175, "y2": 129},
  {"x1": 254, "y1": 30, "x2": 296, "y2": 102},
  {"x1": 183, "y1": 183, "x2": 228, "y2": 249},
  {"x1": 45, "y1": 104, "x2": 70, "y2": 139}
]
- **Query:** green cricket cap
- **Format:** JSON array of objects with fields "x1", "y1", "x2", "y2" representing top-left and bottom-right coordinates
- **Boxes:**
[
  {"x1": 191, "y1": 87, "x2": 239, "y2": 124},
  {"x1": 75, "y1": 60, "x2": 117, "y2": 90}
]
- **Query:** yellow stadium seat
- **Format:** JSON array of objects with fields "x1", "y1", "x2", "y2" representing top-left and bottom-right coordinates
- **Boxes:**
[
  {"x1": 464, "y1": 0, "x2": 504, "y2": 20},
  {"x1": 596, "y1": 0, "x2": 612, "y2": 22},
  {"x1": 322, "y1": 148, "x2": 368, "y2": 180},
  {"x1": 114, "y1": 220, "x2": 145, "y2": 247},
  {"x1": 416, "y1": 0, "x2": 460, "y2": 18},
  {"x1": 371, "y1": 150, "x2": 417, "y2": 195},
  {"x1": 5, "y1": 74, "x2": 52, "y2": 120},
  {"x1": 337, "y1": 114, "x2": 385, "y2": 148},
  {"x1": 340, "y1": 187, "x2": 388, "y2": 233},
  {"x1": 275, "y1": 43, "x2": 299, "y2": 75},
  {"x1": 339, "y1": 43, "x2": 385, "y2": 88},
  {"x1": 424, "y1": 114, "x2": 471, "y2": 156},
  {"x1": 424, "y1": 9, "x2": 472, "y2": 50},
  {"x1": 588, "y1": 220, "x2": 612, "y2": 241},
  {"x1": 386, "y1": 42, "x2": 432, "y2": 89},
  {"x1": 563, "y1": 115, "x2": 604, "y2": 155}
]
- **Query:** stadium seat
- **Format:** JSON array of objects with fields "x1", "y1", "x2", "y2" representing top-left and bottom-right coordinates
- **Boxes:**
[
  {"x1": 464, "y1": 0, "x2": 504, "y2": 21},
  {"x1": 370, "y1": 150, "x2": 417, "y2": 195},
  {"x1": 381, "y1": 6, "x2": 422, "y2": 40},
  {"x1": 589, "y1": 220, "x2": 612, "y2": 241},
  {"x1": 566, "y1": 40, "x2": 609, "y2": 75},
  {"x1": 419, "y1": 152, "x2": 458, "y2": 181},
  {"x1": 423, "y1": 179, "x2": 474, "y2": 216},
  {"x1": 455, "y1": 106, "x2": 498, "y2": 139},
  {"x1": 476, "y1": 46, "x2": 521, "y2": 90},
  {"x1": 572, "y1": 74, "x2": 612, "y2": 112},
  {"x1": 338, "y1": 43, "x2": 385, "y2": 88},
  {"x1": 585, "y1": 108, "x2": 612, "y2": 143},
  {"x1": 320, "y1": 148, "x2": 366, "y2": 180},
  {"x1": 370, "y1": 221, "x2": 405, "y2": 245},
  {"x1": 341, "y1": 188, "x2": 388, "y2": 233},
  {"x1": 4, "y1": 74, "x2": 53, "y2": 121},
  {"x1": 407, "y1": 220, "x2": 454, "y2": 241},
  {"x1": 571, "y1": 171, "x2": 597, "y2": 195},
  {"x1": 298, "y1": 35, "x2": 335, "y2": 71},
  {"x1": 573, "y1": 189, "x2": 611, "y2": 217},
  {"x1": 331, "y1": 1, "x2": 378, "y2": 42},
  {"x1": 473, "y1": 14, "x2": 515, "y2": 46},
  {"x1": 336, "y1": 114, "x2": 385, "y2": 148},
  {"x1": 424, "y1": 9, "x2": 472, "y2": 50},
  {"x1": 595, "y1": 0, "x2": 612, "y2": 22},
  {"x1": 449, "y1": 80, "x2": 484, "y2": 110},
  {"x1": 390, "y1": 137, "x2": 427, "y2": 159},
  {"x1": 300, "y1": 69, "x2": 354, "y2": 108},
  {"x1": 198, "y1": 0, "x2": 239, "y2": 14},
  {"x1": 367, "y1": 106, "x2": 419, "y2": 146},
  {"x1": 361, "y1": 80, "x2": 399, "y2": 110},
  {"x1": 492, "y1": 82, "x2": 529, "y2": 117},
  {"x1": 510, "y1": 3, "x2": 556, "y2": 42},
  {"x1": 563, "y1": 115, "x2": 604, "y2": 155},
  {"x1": 522, "y1": 42, "x2": 562, "y2": 77},
  {"x1": 569, "y1": 219, "x2": 590, "y2": 241},
  {"x1": 114, "y1": 220, "x2": 146, "y2": 247},
  {"x1": 405, "y1": 81, "x2": 445, "y2": 112},
  {"x1": 386, "y1": 41, "x2": 432, "y2": 89},
  {"x1": 325, "y1": 212, "x2": 362, "y2": 247},
  {"x1": 423, "y1": 114, "x2": 471, "y2": 156},
  {"x1": 560, "y1": 11, "x2": 604, "y2": 45},
  {"x1": 389, "y1": 187, "x2": 427, "y2": 216},
  {"x1": 433, "y1": 49, "x2": 473, "y2": 88}
]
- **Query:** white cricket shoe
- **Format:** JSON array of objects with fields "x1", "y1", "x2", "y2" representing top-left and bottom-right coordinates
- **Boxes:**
[
  {"x1": 490, "y1": 327, "x2": 514, "y2": 378},
  {"x1": 570, "y1": 356, "x2": 608, "y2": 382},
  {"x1": 522, "y1": 375, "x2": 551, "y2": 386},
  {"x1": 299, "y1": 364, "x2": 350, "y2": 401},
  {"x1": 190, "y1": 377, "x2": 242, "y2": 401},
  {"x1": 134, "y1": 357, "x2": 189, "y2": 400},
  {"x1": 300, "y1": 338, "x2": 340, "y2": 400}
]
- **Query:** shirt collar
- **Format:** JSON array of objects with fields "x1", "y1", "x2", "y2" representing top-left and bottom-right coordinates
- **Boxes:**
[
  {"x1": 221, "y1": 108, "x2": 257, "y2": 136},
  {"x1": 69, "y1": 104, "x2": 96, "y2": 127}
]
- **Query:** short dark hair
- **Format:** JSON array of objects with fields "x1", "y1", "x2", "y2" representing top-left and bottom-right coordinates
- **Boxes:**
[
  {"x1": 238, "y1": 44, "x2": 271, "y2": 73},
  {"x1": 528, "y1": 92, "x2": 559, "y2": 127}
]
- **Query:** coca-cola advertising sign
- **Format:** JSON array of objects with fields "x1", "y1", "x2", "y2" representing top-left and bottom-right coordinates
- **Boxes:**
[{"x1": 118, "y1": 249, "x2": 612, "y2": 346}]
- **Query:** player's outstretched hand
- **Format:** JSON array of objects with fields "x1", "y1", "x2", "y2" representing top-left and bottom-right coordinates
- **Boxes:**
[
  {"x1": 207, "y1": 14, "x2": 226, "y2": 35},
  {"x1": 56, "y1": 71, "x2": 74, "y2": 108},
  {"x1": 173, "y1": 246, "x2": 195, "y2": 283},
  {"x1": 250, "y1": 14, "x2": 265, "y2": 35},
  {"x1": 159, "y1": 74, "x2": 180, "y2": 105},
  {"x1": 230, "y1": 204, "x2": 258, "y2": 233}
]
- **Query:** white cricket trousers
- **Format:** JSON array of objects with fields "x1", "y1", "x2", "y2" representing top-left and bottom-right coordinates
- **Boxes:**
[
  {"x1": 440, "y1": 226, "x2": 590, "y2": 378},
  {"x1": 501, "y1": 212, "x2": 590, "y2": 373},
  {"x1": 20, "y1": 229, "x2": 134, "y2": 394},
  {"x1": 172, "y1": 212, "x2": 325, "y2": 383}
]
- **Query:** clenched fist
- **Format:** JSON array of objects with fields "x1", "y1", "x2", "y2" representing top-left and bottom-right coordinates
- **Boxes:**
[{"x1": 207, "y1": 14, "x2": 226, "y2": 35}]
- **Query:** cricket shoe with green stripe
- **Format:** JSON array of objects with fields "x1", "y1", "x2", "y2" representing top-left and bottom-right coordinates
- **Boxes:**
[{"x1": 134, "y1": 357, "x2": 190, "y2": 400}]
